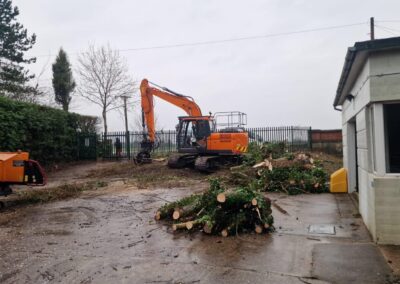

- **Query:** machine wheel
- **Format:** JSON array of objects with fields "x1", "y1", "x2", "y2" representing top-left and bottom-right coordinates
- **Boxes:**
[{"x1": 135, "y1": 151, "x2": 151, "y2": 165}]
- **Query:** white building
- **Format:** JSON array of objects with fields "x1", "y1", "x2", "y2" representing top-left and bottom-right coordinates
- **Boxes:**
[{"x1": 334, "y1": 37, "x2": 400, "y2": 245}]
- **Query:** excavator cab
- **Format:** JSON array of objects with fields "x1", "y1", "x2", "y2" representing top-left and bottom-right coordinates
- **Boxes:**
[{"x1": 176, "y1": 116, "x2": 214, "y2": 153}]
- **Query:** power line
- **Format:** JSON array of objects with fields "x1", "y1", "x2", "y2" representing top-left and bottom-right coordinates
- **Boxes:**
[
  {"x1": 375, "y1": 25, "x2": 398, "y2": 36},
  {"x1": 376, "y1": 24, "x2": 400, "y2": 33},
  {"x1": 33, "y1": 21, "x2": 367, "y2": 58},
  {"x1": 376, "y1": 20, "x2": 400, "y2": 23},
  {"x1": 375, "y1": 25, "x2": 396, "y2": 35}
]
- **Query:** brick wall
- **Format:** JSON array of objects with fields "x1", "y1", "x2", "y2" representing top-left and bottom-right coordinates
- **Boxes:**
[
  {"x1": 311, "y1": 129, "x2": 342, "y2": 155},
  {"x1": 312, "y1": 129, "x2": 342, "y2": 142}
]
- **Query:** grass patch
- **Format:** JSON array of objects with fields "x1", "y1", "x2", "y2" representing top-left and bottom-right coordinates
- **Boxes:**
[{"x1": 13, "y1": 180, "x2": 108, "y2": 206}]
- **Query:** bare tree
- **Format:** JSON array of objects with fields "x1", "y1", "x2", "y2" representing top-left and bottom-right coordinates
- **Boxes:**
[{"x1": 76, "y1": 44, "x2": 135, "y2": 133}]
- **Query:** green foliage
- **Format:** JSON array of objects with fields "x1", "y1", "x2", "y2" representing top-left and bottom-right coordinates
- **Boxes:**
[
  {"x1": 159, "y1": 194, "x2": 202, "y2": 214},
  {"x1": 238, "y1": 142, "x2": 329, "y2": 195},
  {"x1": 0, "y1": 95, "x2": 98, "y2": 164},
  {"x1": 258, "y1": 165, "x2": 328, "y2": 195},
  {"x1": 244, "y1": 142, "x2": 286, "y2": 165},
  {"x1": 0, "y1": 0, "x2": 37, "y2": 100},
  {"x1": 243, "y1": 142, "x2": 264, "y2": 165},
  {"x1": 52, "y1": 48, "x2": 76, "y2": 111}
]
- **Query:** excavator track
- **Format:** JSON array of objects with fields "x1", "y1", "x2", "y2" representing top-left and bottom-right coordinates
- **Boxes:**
[
  {"x1": 167, "y1": 154, "x2": 197, "y2": 168},
  {"x1": 194, "y1": 156, "x2": 220, "y2": 172}
]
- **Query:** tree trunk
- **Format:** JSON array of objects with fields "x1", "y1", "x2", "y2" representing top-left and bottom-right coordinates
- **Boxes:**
[
  {"x1": 62, "y1": 96, "x2": 69, "y2": 112},
  {"x1": 102, "y1": 109, "x2": 108, "y2": 134}
]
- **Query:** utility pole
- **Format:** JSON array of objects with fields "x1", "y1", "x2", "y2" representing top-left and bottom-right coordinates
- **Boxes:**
[
  {"x1": 120, "y1": 95, "x2": 129, "y2": 133},
  {"x1": 370, "y1": 17, "x2": 375, "y2": 40}
]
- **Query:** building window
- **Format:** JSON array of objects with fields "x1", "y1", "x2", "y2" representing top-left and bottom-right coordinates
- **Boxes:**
[{"x1": 384, "y1": 103, "x2": 400, "y2": 173}]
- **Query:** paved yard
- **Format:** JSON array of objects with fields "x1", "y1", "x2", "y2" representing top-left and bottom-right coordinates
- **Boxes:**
[{"x1": 0, "y1": 182, "x2": 397, "y2": 283}]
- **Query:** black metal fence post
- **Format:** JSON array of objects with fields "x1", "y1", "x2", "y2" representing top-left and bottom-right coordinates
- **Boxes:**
[{"x1": 126, "y1": 131, "x2": 130, "y2": 160}]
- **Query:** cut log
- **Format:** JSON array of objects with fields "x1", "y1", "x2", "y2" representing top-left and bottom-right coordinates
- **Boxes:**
[
  {"x1": 172, "y1": 222, "x2": 188, "y2": 231},
  {"x1": 186, "y1": 219, "x2": 208, "y2": 230},
  {"x1": 255, "y1": 225, "x2": 263, "y2": 234},
  {"x1": 172, "y1": 209, "x2": 181, "y2": 220},
  {"x1": 218, "y1": 190, "x2": 253, "y2": 207},
  {"x1": 173, "y1": 203, "x2": 198, "y2": 220},
  {"x1": 221, "y1": 229, "x2": 229, "y2": 237},
  {"x1": 253, "y1": 161, "x2": 266, "y2": 169},
  {"x1": 156, "y1": 207, "x2": 176, "y2": 220},
  {"x1": 217, "y1": 193, "x2": 226, "y2": 203},
  {"x1": 264, "y1": 223, "x2": 270, "y2": 229},
  {"x1": 186, "y1": 221, "x2": 194, "y2": 230}
]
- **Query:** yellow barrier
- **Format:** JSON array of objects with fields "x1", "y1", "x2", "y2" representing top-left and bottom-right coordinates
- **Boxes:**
[{"x1": 330, "y1": 168, "x2": 348, "y2": 193}]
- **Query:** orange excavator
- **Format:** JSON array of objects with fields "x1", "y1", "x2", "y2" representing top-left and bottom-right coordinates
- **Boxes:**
[{"x1": 136, "y1": 79, "x2": 248, "y2": 172}]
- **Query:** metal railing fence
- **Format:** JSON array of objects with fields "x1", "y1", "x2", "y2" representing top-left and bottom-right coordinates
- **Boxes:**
[{"x1": 86, "y1": 127, "x2": 312, "y2": 160}]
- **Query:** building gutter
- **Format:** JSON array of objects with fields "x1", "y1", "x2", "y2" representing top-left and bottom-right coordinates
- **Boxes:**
[{"x1": 333, "y1": 47, "x2": 357, "y2": 108}]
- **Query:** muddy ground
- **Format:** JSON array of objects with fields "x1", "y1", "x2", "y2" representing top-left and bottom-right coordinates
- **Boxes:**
[{"x1": 0, "y1": 156, "x2": 398, "y2": 284}]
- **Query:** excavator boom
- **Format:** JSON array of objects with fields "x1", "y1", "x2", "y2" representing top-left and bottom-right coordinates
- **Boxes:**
[{"x1": 140, "y1": 79, "x2": 202, "y2": 143}]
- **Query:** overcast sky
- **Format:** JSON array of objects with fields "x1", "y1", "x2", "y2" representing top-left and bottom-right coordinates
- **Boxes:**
[{"x1": 12, "y1": 0, "x2": 400, "y2": 131}]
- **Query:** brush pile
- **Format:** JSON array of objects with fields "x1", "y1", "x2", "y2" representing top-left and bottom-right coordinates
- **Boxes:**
[
  {"x1": 228, "y1": 142, "x2": 329, "y2": 195},
  {"x1": 155, "y1": 179, "x2": 274, "y2": 236}
]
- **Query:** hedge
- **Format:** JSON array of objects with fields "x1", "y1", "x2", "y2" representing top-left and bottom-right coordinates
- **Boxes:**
[{"x1": 0, "y1": 96, "x2": 99, "y2": 164}]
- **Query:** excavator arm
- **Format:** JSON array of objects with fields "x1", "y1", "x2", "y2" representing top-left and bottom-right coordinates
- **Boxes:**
[
  {"x1": 140, "y1": 79, "x2": 202, "y2": 143},
  {"x1": 135, "y1": 79, "x2": 203, "y2": 163}
]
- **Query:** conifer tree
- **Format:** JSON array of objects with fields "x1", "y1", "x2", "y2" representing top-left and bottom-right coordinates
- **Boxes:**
[
  {"x1": 0, "y1": 0, "x2": 37, "y2": 100},
  {"x1": 52, "y1": 48, "x2": 76, "y2": 111}
]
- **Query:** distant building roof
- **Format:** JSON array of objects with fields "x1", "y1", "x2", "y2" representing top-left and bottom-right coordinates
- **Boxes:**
[{"x1": 334, "y1": 37, "x2": 400, "y2": 107}]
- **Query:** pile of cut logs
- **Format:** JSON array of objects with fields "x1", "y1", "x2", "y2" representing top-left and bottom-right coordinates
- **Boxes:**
[{"x1": 155, "y1": 179, "x2": 274, "y2": 237}]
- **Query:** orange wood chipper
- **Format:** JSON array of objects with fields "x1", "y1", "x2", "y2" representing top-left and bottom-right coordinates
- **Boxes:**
[{"x1": 0, "y1": 151, "x2": 47, "y2": 200}]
